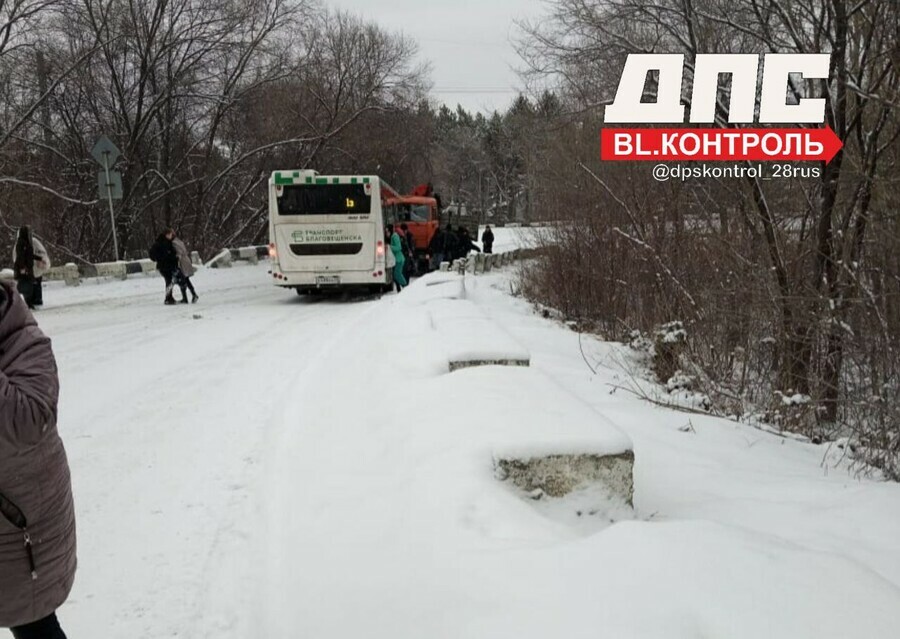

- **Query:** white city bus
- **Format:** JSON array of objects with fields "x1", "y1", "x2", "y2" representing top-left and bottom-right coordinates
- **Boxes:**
[{"x1": 268, "y1": 170, "x2": 398, "y2": 295}]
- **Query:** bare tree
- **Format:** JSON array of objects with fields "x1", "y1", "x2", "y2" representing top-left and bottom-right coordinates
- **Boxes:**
[
  {"x1": 516, "y1": 0, "x2": 900, "y2": 473},
  {"x1": 0, "y1": 1, "x2": 428, "y2": 259}
]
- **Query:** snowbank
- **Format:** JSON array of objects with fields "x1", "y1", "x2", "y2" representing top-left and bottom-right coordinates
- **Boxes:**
[{"x1": 426, "y1": 297, "x2": 531, "y2": 370}]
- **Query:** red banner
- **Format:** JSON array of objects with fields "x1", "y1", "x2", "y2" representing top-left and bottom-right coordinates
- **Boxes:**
[{"x1": 600, "y1": 127, "x2": 842, "y2": 163}]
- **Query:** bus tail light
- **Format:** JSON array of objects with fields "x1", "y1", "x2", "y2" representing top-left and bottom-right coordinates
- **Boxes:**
[
  {"x1": 376, "y1": 241, "x2": 385, "y2": 257},
  {"x1": 268, "y1": 243, "x2": 277, "y2": 258}
]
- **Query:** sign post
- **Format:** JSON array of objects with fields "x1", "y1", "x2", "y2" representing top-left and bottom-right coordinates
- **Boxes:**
[{"x1": 91, "y1": 135, "x2": 123, "y2": 260}]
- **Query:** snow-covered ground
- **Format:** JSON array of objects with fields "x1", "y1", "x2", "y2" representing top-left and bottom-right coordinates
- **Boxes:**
[
  {"x1": 477, "y1": 225, "x2": 533, "y2": 253},
  {"x1": 31, "y1": 260, "x2": 900, "y2": 638}
]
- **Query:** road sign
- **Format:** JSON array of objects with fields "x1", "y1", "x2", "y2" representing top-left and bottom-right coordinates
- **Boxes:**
[
  {"x1": 98, "y1": 170, "x2": 123, "y2": 200},
  {"x1": 92, "y1": 135, "x2": 123, "y2": 260},
  {"x1": 91, "y1": 135, "x2": 121, "y2": 166}
]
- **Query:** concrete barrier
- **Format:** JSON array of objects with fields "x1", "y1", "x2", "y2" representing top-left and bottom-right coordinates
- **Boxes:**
[
  {"x1": 234, "y1": 246, "x2": 260, "y2": 265},
  {"x1": 35, "y1": 244, "x2": 530, "y2": 289},
  {"x1": 95, "y1": 262, "x2": 127, "y2": 280},
  {"x1": 206, "y1": 249, "x2": 233, "y2": 269},
  {"x1": 63, "y1": 263, "x2": 80, "y2": 286},
  {"x1": 442, "y1": 248, "x2": 531, "y2": 277},
  {"x1": 207, "y1": 245, "x2": 267, "y2": 268},
  {"x1": 427, "y1": 297, "x2": 531, "y2": 372},
  {"x1": 494, "y1": 451, "x2": 635, "y2": 504}
]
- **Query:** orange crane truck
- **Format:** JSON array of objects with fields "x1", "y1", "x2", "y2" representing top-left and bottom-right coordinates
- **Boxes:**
[{"x1": 383, "y1": 183, "x2": 441, "y2": 272}]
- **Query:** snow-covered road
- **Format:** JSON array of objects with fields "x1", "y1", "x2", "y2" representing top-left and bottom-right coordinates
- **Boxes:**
[{"x1": 37, "y1": 266, "x2": 379, "y2": 637}]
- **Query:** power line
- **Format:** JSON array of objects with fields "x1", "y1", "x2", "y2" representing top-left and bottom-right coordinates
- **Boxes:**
[
  {"x1": 430, "y1": 87, "x2": 521, "y2": 94},
  {"x1": 427, "y1": 38, "x2": 509, "y2": 48}
]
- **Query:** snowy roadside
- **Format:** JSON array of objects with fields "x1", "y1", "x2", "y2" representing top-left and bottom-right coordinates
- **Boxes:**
[{"x1": 259, "y1": 269, "x2": 900, "y2": 638}]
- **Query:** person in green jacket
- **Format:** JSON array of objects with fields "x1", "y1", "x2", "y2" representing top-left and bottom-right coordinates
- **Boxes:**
[{"x1": 387, "y1": 224, "x2": 407, "y2": 292}]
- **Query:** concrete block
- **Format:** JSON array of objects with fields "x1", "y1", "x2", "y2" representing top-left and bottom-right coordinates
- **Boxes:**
[
  {"x1": 63, "y1": 263, "x2": 80, "y2": 286},
  {"x1": 495, "y1": 451, "x2": 635, "y2": 505},
  {"x1": 427, "y1": 298, "x2": 531, "y2": 372},
  {"x1": 96, "y1": 262, "x2": 127, "y2": 280},
  {"x1": 207, "y1": 249, "x2": 232, "y2": 268},
  {"x1": 448, "y1": 358, "x2": 529, "y2": 372},
  {"x1": 237, "y1": 247, "x2": 259, "y2": 264}
]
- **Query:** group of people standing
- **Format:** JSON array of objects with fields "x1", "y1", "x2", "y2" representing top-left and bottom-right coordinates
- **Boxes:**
[
  {"x1": 426, "y1": 223, "x2": 494, "y2": 271},
  {"x1": 10, "y1": 225, "x2": 203, "y2": 310},
  {"x1": 149, "y1": 229, "x2": 199, "y2": 305},
  {"x1": 385, "y1": 223, "x2": 496, "y2": 293}
]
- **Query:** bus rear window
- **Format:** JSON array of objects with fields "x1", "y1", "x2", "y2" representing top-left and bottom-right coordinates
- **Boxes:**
[{"x1": 277, "y1": 184, "x2": 371, "y2": 216}]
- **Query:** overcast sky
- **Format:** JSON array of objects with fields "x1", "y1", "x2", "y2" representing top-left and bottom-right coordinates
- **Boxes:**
[{"x1": 330, "y1": 0, "x2": 546, "y2": 114}]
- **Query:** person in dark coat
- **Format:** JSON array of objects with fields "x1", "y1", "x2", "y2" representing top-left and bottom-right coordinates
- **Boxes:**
[
  {"x1": 149, "y1": 230, "x2": 181, "y2": 305},
  {"x1": 455, "y1": 227, "x2": 481, "y2": 260},
  {"x1": 400, "y1": 224, "x2": 416, "y2": 279},
  {"x1": 12, "y1": 227, "x2": 50, "y2": 310},
  {"x1": 443, "y1": 225, "x2": 458, "y2": 263},
  {"x1": 428, "y1": 226, "x2": 447, "y2": 271},
  {"x1": 0, "y1": 281, "x2": 77, "y2": 639},
  {"x1": 481, "y1": 225, "x2": 495, "y2": 254}
]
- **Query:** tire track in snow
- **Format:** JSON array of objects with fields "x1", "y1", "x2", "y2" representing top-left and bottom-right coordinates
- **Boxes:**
[
  {"x1": 189, "y1": 298, "x2": 383, "y2": 639},
  {"x1": 50, "y1": 275, "x2": 382, "y2": 638}
]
